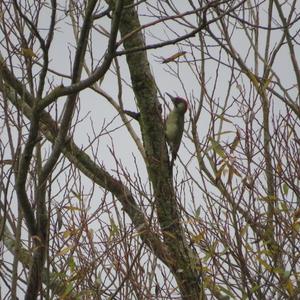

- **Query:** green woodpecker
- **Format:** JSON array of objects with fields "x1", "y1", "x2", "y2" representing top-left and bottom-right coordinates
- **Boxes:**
[{"x1": 165, "y1": 93, "x2": 188, "y2": 172}]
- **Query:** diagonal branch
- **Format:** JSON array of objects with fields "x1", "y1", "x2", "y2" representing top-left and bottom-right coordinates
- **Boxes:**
[
  {"x1": 113, "y1": 0, "x2": 202, "y2": 298},
  {"x1": 2, "y1": 83, "x2": 172, "y2": 269}
]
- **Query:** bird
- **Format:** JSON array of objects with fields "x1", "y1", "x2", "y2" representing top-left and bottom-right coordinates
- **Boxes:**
[
  {"x1": 123, "y1": 94, "x2": 188, "y2": 175},
  {"x1": 165, "y1": 93, "x2": 188, "y2": 174}
]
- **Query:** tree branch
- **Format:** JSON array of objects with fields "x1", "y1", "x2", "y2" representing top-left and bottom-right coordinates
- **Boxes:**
[
  {"x1": 114, "y1": 0, "x2": 202, "y2": 297},
  {"x1": 39, "y1": 0, "x2": 124, "y2": 110},
  {"x1": 2, "y1": 82, "x2": 172, "y2": 269}
]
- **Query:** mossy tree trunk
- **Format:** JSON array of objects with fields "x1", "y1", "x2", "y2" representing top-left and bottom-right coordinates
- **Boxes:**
[{"x1": 108, "y1": 0, "x2": 203, "y2": 298}]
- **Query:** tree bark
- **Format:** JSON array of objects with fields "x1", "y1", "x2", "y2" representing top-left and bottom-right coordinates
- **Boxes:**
[{"x1": 110, "y1": 0, "x2": 203, "y2": 298}]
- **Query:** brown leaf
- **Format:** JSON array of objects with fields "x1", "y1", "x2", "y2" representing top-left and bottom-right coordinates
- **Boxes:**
[{"x1": 162, "y1": 51, "x2": 187, "y2": 63}]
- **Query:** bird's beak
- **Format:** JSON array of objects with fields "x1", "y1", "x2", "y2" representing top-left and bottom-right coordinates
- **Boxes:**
[{"x1": 166, "y1": 92, "x2": 176, "y2": 103}]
